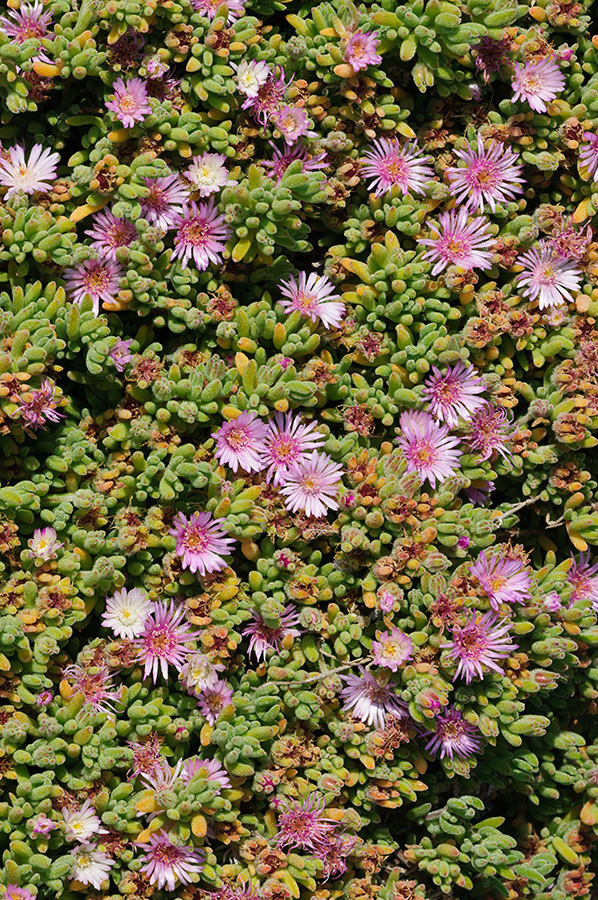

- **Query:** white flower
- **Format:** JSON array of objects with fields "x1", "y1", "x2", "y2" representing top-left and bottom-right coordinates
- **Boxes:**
[
  {"x1": 63, "y1": 800, "x2": 108, "y2": 842},
  {"x1": 70, "y1": 843, "x2": 114, "y2": 889},
  {"x1": 0, "y1": 143, "x2": 59, "y2": 197},
  {"x1": 231, "y1": 59, "x2": 270, "y2": 97},
  {"x1": 101, "y1": 588, "x2": 155, "y2": 639},
  {"x1": 185, "y1": 152, "x2": 234, "y2": 197}
]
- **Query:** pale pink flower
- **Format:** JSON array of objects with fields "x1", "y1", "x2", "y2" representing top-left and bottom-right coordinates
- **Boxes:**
[
  {"x1": 70, "y1": 844, "x2": 114, "y2": 889},
  {"x1": 360, "y1": 138, "x2": 435, "y2": 197},
  {"x1": 26, "y1": 527, "x2": 63, "y2": 561},
  {"x1": 418, "y1": 209, "x2": 494, "y2": 275},
  {"x1": 580, "y1": 132, "x2": 598, "y2": 179},
  {"x1": 139, "y1": 830, "x2": 205, "y2": 891},
  {"x1": 371, "y1": 628, "x2": 413, "y2": 672},
  {"x1": 511, "y1": 57, "x2": 565, "y2": 113},
  {"x1": 262, "y1": 141, "x2": 327, "y2": 184},
  {"x1": 179, "y1": 652, "x2": 225, "y2": 697},
  {"x1": 0, "y1": 143, "x2": 59, "y2": 197},
  {"x1": 62, "y1": 800, "x2": 108, "y2": 843},
  {"x1": 127, "y1": 734, "x2": 162, "y2": 780},
  {"x1": 275, "y1": 794, "x2": 337, "y2": 852},
  {"x1": 279, "y1": 450, "x2": 343, "y2": 518},
  {"x1": 425, "y1": 707, "x2": 482, "y2": 759},
  {"x1": 84, "y1": 209, "x2": 137, "y2": 259},
  {"x1": 263, "y1": 411, "x2": 326, "y2": 486},
  {"x1": 191, "y1": 0, "x2": 244, "y2": 21},
  {"x1": 443, "y1": 611, "x2": 516, "y2": 683},
  {"x1": 568, "y1": 552, "x2": 598, "y2": 608},
  {"x1": 171, "y1": 200, "x2": 231, "y2": 271},
  {"x1": 63, "y1": 664, "x2": 121, "y2": 714},
  {"x1": 181, "y1": 756, "x2": 231, "y2": 790},
  {"x1": 198, "y1": 680, "x2": 234, "y2": 725},
  {"x1": 212, "y1": 410, "x2": 269, "y2": 473},
  {"x1": 446, "y1": 135, "x2": 525, "y2": 213},
  {"x1": 279, "y1": 271, "x2": 345, "y2": 329},
  {"x1": 339, "y1": 666, "x2": 407, "y2": 730},
  {"x1": 3, "y1": 888, "x2": 35, "y2": 900},
  {"x1": 242, "y1": 604, "x2": 301, "y2": 662},
  {"x1": 0, "y1": 1, "x2": 52, "y2": 42},
  {"x1": 134, "y1": 601, "x2": 200, "y2": 683},
  {"x1": 422, "y1": 361, "x2": 487, "y2": 428},
  {"x1": 31, "y1": 813, "x2": 57, "y2": 836},
  {"x1": 170, "y1": 511, "x2": 235, "y2": 575},
  {"x1": 272, "y1": 105, "x2": 311, "y2": 144},
  {"x1": 140, "y1": 174, "x2": 189, "y2": 229},
  {"x1": 105, "y1": 76, "x2": 151, "y2": 128},
  {"x1": 232, "y1": 59, "x2": 271, "y2": 97},
  {"x1": 64, "y1": 258, "x2": 123, "y2": 314},
  {"x1": 19, "y1": 379, "x2": 64, "y2": 430},
  {"x1": 470, "y1": 551, "x2": 531, "y2": 609},
  {"x1": 185, "y1": 152, "x2": 234, "y2": 197},
  {"x1": 397, "y1": 410, "x2": 461, "y2": 488},
  {"x1": 344, "y1": 29, "x2": 382, "y2": 71},
  {"x1": 517, "y1": 242, "x2": 582, "y2": 309},
  {"x1": 108, "y1": 339, "x2": 134, "y2": 371},
  {"x1": 464, "y1": 404, "x2": 512, "y2": 461}
]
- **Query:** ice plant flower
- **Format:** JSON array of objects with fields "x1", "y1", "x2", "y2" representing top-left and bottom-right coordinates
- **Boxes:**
[
  {"x1": 470, "y1": 551, "x2": 531, "y2": 609},
  {"x1": 511, "y1": 57, "x2": 565, "y2": 113},
  {"x1": 473, "y1": 35, "x2": 512, "y2": 82},
  {"x1": 140, "y1": 174, "x2": 189, "y2": 229},
  {"x1": 316, "y1": 832, "x2": 358, "y2": 881},
  {"x1": 517, "y1": 243, "x2": 582, "y2": 309},
  {"x1": 63, "y1": 664, "x2": 122, "y2": 714},
  {"x1": 262, "y1": 141, "x2": 327, "y2": 184},
  {"x1": 63, "y1": 800, "x2": 108, "y2": 843},
  {"x1": 179, "y1": 651, "x2": 225, "y2": 697},
  {"x1": 64, "y1": 258, "x2": 123, "y2": 314},
  {"x1": 19, "y1": 379, "x2": 64, "y2": 430},
  {"x1": 446, "y1": 136, "x2": 525, "y2": 213},
  {"x1": 544, "y1": 591, "x2": 562, "y2": 613},
  {"x1": 263, "y1": 411, "x2": 326, "y2": 486},
  {"x1": 26, "y1": 527, "x2": 63, "y2": 561},
  {"x1": 181, "y1": 757, "x2": 231, "y2": 790},
  {"x1": 170, "y1": 510, "x2": 235, "y2": 575},
  {"x1": 418, "y1": 208, "x2": 494, "y2": 275},
  {"x1": 465, "y1": 481, "x2": 496, "y2": 506},
  {"x1": 212, "y1": 410, "x2": 269, "y2": 474},
  {"x1": 171, "y1": 200, "x2": 231, "y2": 271},
  {"x1": 580, "y1": 132, "x2": 598, "y2": 179},
  {"x1": 198, "y1": 680, "x2": 234, "y2": 725},
  {"x1": 425, "y1": 707, "x2": 483, "y2": 759},
  {"x1": 397, "y1": 410, "x2": 461, "y2": 489},
  {"x1": 84, "y1": 209, "x2": 137, "y2": 259},
  {"x1": 275, "y1": 794, "x2": 338, "y2": 852},
  {"x1": 70, "y1": 844, "x2": 114, "y2": 889},
  {"x1": 422, "y1": 361, "x2": 487, "y2": 428},
  {"x1": 0, "y1": 143, "x2": 59, "y2": 197},
  {"x1": 108, "y1": 339, "x2": 134, "y2": 371},
  {"x1": 279, "y1": 272, "x2": 345, "y2": 329},
  {"x1": 127, "y1": 734, "x2": 163, "y2": 780},
  {"x1": 185, "y1": 152, "x2": 234, "y2": 197},
  {"x1": 102, "y1": 587, "x2": 155, "y2": 639},
  {"x1": 232, "y1": 59, "x2": 271, "y2": 97},
  {"x1": 3, "y1": 888, "x2": 35, "y2": 900},
  {"x1": 465, "y1": 405, "x2": 512, "y2": 461},
  {"x1": 0, "y1": 1, "x2": 52, "y2": 42},
  {"x1": 243, "y1": 66, "x2": 289, "y2": 124},
  {"x1": 105, "y1": 76, "x2": 151, "y2": 128},
  {"x1": 134, "y1": 601, "x2": 200, "y2": 682},
  {"x1": 568, "y1": 552, "x2": 598, "y2": 608},
  {"x1": 360, "y1": 138, "x2": 435, "y2": 197},
  {"x1": 371, "y1": 628, "x2": 413, "y2": 672},
  {"x1": 443, "y1": 611, "x2": 516, "y2": 683},
  {"x1": 272, "y1": 105, "x2": 310, "y2": 144},
  {"x1": 279, "y1": 450, "x2": 344, "y2": 518},
  {"x1": 339, "y1": 666, "x2": 407, "y2": 730},
  {"x1": 139, "y1": 830, "x2": 205, "y2": 890},
  {"x1": 242, "y1": 604, "x2": 301, "y2": 661},
  {"x1": 32, "y1": 813, "x2": 57, "y2": 836},
  {"x1": 344, "y1": 29, "x2": 382, "y2": 71},
  {"x1": 191, "y1": 0, "x2": 244, "y2": 21}
]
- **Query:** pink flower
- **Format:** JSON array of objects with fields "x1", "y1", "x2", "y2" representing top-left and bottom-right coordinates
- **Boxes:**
[
  {"x1": 422, "y1": 361, "x2": 487, "y2": 428},
  {"x1": 262, "y1": 141, "x2": 327, "y2": 185},
  {"x1": 242, "y1": 65, "x2": 289, "y2": 125},
  {"x1": 360, "y1": 138, "x2": 435, "y2": 198},
  {"x1": 517, "y1": 242, "x2": 582, "y2": 309},
  {"x1": 0, "y1": 143, "x2": 59, "y2": 197},
  {"x1": 127, "y1": 733, "x2": 163, "y2": 781},
  {"x1": 26, "y1": 527, "x2": 63, "y2": 561},
  {"x1": 139, "y1": 830, "x2": 205, "y2": 891},
  {"x1": 0, "y1": 1, "x2": 52, "y2": 42},
  {"x1": 19, "y1": 379, "x2": 64, "y2": 430},
  {"x1": 232, "y1": 59, "x2": 271, "y2": 97},
  {"x1": 272, "y1": 105, "x2": 311, "y2": 144},
  {"x1": 84, "y1": 209, "x2": 137, "y2": 259},
  {"x1": 470, "y1": 551, "x2": 531, "y2": 609},
  {"x1": 181, "y1": 756, "x2": 231, "y2": 790},
  {"x1": 474, "y1": 35, "x2": 512, "y2": 83},
  {"x1": 316, "y1": 831, "x2": 358, "y2": 881},
  {"x1": 62, "y1": 664, "x2": 121, "y2": 714},
  {"x1": 279, "y1": 272, "x2": 345, "y2": 329},
  {"x1": 242, "y1": 604, "x2": 301, "y2": 662},
  {"x1": 339, "y1": 666, "x2": 407, "y2": 729},
  {"x1": 134, "y1": 601, "x2": 200, "y2": 683},
  {"x1": 371, "y1": 628, "x2": 412, "y2": 672},
  {"x1": 190, "y1": 0, "x2": 244, "y2": 21},
  {"x1": 465, "y1": 481, "x2": 495, "y2": 506},
  {"x1": 3, "y1": 888, "x2": 35, "y2": 900},
  {"x1": 185, "y1": 152, "x2": 234, "y2": 197},
  {"x1": 64, "y1": 258, "x2": 123, "y2": 315},
  {"x1": 140, "y1": 174, "x2": 189, "y2": 229},
  {"x1": 105, "y1": 76, "x2": 151, "y2": 128},
  {"x1": 108, "y1": 339, "x2": 134, "y2": 372},
  {"x1": 344, "y1": 29, "x2": 382, "y2": 72},
  {"x1": 170, "y1": 511, "x2": 235, "y2": 575},
  {"x1": 544, "y1": 591, "x2": 562, "y2": 613},
  {"x1": 425, "y1": 707, "x2": 482, "y2": 759},
  {"x1": 171, "y1": 200, "x2": 231, "y2": 271},
  {"x1": 396, "y1": 410, "x2": 461, "y2": 489},
  {"x1": 446, "y1": 135, "x2": 525, "y2": 214},
  {"x1": 580, "y1": 132, "x2": 598, "y2": 179},
  {"x1": 568, "y1": 552, "x2": 598, "y2": 608},
  {"x1": 442, "y1": 611, "x2": 516, "y2": 683},
  {"x1": 464, "y1": 405, "x2": 511, "y2": 461},
  {"x1": 263, "y1": 411, "x2": 326, "y2": 486},
  {"x1": 31, "y1": 813, "x2": 57, "y2": 836},
  {"x1": 212, "y1": 410, "x2": 269, "y2": 474},
  {"x1": 279, "y1": 450, "x2": 343, "y2": 518},
  {"x1": 198, "y1": 680, "x2": 234, "y2": 725},
  {"x1": 511, "y1": 57, "x2": 565, "y2": 113},
  {"x1": 275, "y1": 794, "x2": 338, "y2": 853},
  {"x1": 418, "y1": 208, "x2": 494, "y2": 275}
]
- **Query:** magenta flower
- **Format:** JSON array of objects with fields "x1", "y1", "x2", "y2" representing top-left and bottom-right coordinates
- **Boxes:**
[
  {"x1": 371, "y1": 628, "x2": 413, "y2": 672},
  {"x1": 242, "y1": 604, "x2": 301, "y2": 662},
  {"x1": 580, "y1": 132, "x2": 598, "y2": 179},
  {"x1": 63, "y1": 664, "x2": 121, "y2": 714},
  {"x1": 568, "y1": 552, "x2": 598, "y2": 608},
  {"x1": 134, "y1": 601, "x2": 200, "y2": 683},
  {"x1": 108, "y1": 339, "x2": 134, "y2": 372},
  {"x1": 425, "y1": 707, "x2": 483, "y2": 759},
  {"x1": 64, "y1": 258, "x2": 123, "y2": 315},
  {"x1": 470, "y1": 551, "x2": 531, "y2": 610},
  {"x1": 344, "y1": 29, "x2": 382, "y2": 72},
  {"x1": 262, "y1": 141, "x2": 327, "y2": 185},
  {"x1": 191, "y1": 0, "x2": 244, "y2": 21},
  {"x1": 446, "y1": 135, "x2": 525, "y2": 214},
  {"x1": 339, "y1": 666, "x2": 407, "y2": 730},
  {"x1": 140, "y1": 174, "x2": 189, "y2": 229},
  {"x1": 465, "y1": 482, "x2": 495, "y2": 506},
  {"x1": 26, "y1": 527, "x2": 63, "y2": 561},
  {"x1": 84, "y1": 209, "x2": 137, "y2": 259},
  {"x1": 396, "y1": 410, "x2": 461, "y2": 489},
  {"x1": 19, "y1": 379, "x2": 64, "y2": 431},
  {"x1": 212, "y1": 410, "x2": 269, "y2": 474},
  {"x1": 232, "y1": 59, "x2": 271, "y2": 97},
  {"x1": 511, "y1": 57, "x2": 565, "y2": 113},
  {"x1": 360, "y1": 138, "x2": 435, "y2": 198},
  {"x1": 275, "y1": 793, "x2": 337, "y2": 853},
  {"x1": 422, "y1": 361, "x2": 487, "y2": 428},
  {"x1": 181, "y1": 756, "x2": 231, "y2": 790},
  {"x1": 464, "y1": 405, "x2": 511, "y2": 461},
  {"x1": 170, "y1": 510, "x2": 235, "y2": 575},
  {"x1": 279, "y1": 450, "x2": 343, "y2": 518},
  {"x1": 418, "y1": 209, "x2": 494, "y2": 275},
  {"x1": 105, "y1": 76, "x2": 151, "y2": 128},
  {"x1": 0, "y1": 1, "x2": 52, "y2": 42},
  {"x1": 171, "y1": 200, "x2": 231, "y2": 271},
  {"x1": 4, "y1": 888, "x2": 36, "y2": 900},
  {"x1": 263, "y1": 411, "x2": 326, "y2": 486},
  {"x1": 272, "y1": 105, "x2": 311, "y2": 144},
  {"x1": 517, "y1": 243, "x2": 582, "y2": 309},
  {"x1": 185, "y1": 152, "x2": 234, "y2": 197},
  {"x1": 0, "y1": 143, "x2": 59, "y2": 197},
  {"x1": 139, "y1": 830, "x2": 205, "y2": 891},
  {"x1": 198, "y1": 680, "x2": 234, "y2": 725},
  {"x1": 279, "y1": 271, "x2": 345, "y2": 329},
  {"x1": 316, "y1": 831, "x2": 358, "y2": 882},
  {"x1": 443, "y1": 611, "x2": 515, "y2": 683},
  {"x1": 179, "y1": 652, "x2": 225, "y2": 697}
]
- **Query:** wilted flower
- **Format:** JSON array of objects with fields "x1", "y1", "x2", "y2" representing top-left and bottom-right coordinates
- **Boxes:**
[
  {"x1": 279, "y1": 272, "x2": 345, "y2": 329},
  {"x1": 568, "y1": 552, "x2": 598, "y2": 608},
  {"x1": 191, "y1": 0, "x2": 244, "y2": 21},
  {"x1": 32, "y1": 814, "x2": 58, "y2": 836},
  {"x1": 19, "y1": 379, "x2": 64, "y2": 431},
  {"x1": 0, "y1": 143, "x2": 59, "y2": 197},
  {"x1": 139, "y1": 830, "x2": 205, "y2": 890},
  {"x1": 470, "y1": 551, "x2": 531, "y2": 609},
  {"x1": 446, "y1": 136, "x2": 525, "y2": 213},
  {"x1": 511, "y1": 57, "x2": 565, "y2": 113},
  {"x1": 360, "y1": 138, "x2": 435, "y2": 197},
  {"x1": 181, "y1": 757, "x2": 231, "y2": 790},
  {"x1": 63, "y1": 800, "x2": 108, "y2": 843},
  {"x1": 418, "y1": 209, "x2": 494, "y2": 275},
  {"x1": 580, "y1": 132, "x2": 598, "y2": 179},
  {"x1": 108, "y1": 339, "x2": 134, "y2": 372},
  {"x1": 517, "y1": 243, "x2": 582, "y2": 309},
  {"x1": 397, "y1": 410, "x2": 461, "y2": 488},
  {"x1": 26, "y1": 527, "x2": 63, "y2": 561},
  {"x1": 70, "y1": 844, "x2": 114, "y2": 889},
  {"x1": 102, "y1": 587, "x2": 155, "y2": 639},
  {"x1": 179, "y1": 652, "x2": 225, "y2": 697},
  {"x1": 275, "y1": 793, "x2": 337, "y2": 852},
  {"x1": 262, "y1": 141, "x2": 327, "y2": 184},
  {"x1": 422, "y1": 361, "x2": 487, "y2": 428},
  {"x1": 279, "y1": 450, "x2": 343, "y2": 518},
  {"x1": 170, "y1": 511, "x2": 235, "y2": 575},
  {"x1": 242, "y1": 604, "x2": 301, "y2": 661},
  {"x1": 135, "y1": 601, "x2": 200, "y2": 682},
  {"x1": 63, "y1": 664, "x2": 122, "y2": 714},
  {"x1": 443, "y1": 611, "x2": 516, "y2": 683},
  {"x1": 425, "y1": 707, "x2": 483, "y2": 759},
  {"x1": 339, "y1": 666, "x2": 407, "y2": 730},
  {"x1": 105, "y1": 76, "x2": 151, "y2": 128},
  {"x1": 465, "y1": 405, "x2": 512, "y2": 461}
]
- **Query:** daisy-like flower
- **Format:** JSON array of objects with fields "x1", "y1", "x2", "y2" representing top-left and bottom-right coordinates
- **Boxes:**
[
  {"x1": 19, "y1": 379, "x2": 64, "y2": 430},
  {"x1": 242, "y1": 604, "x2": 301, "y2": 662},
  {"x1": 262, "y1": 141, "x2": 327, "y2": 185},
  {"x1": 140, "y1": 174, "x2": 189, "y2": 229},
  {"x1": 580, "y1": 132, "x2": 598, "y2": 180},
  {"x1": 272, "y1": 105, "x2": 310, "y2": 144},
  {"x1": 171, "y1": 200, "x2": 231, "y2": 271},
  {"x1": 105, "y1": 76, "x2": 151, "y2": 128},
  {"x1": 139, "y1": 757, "x2": 184, "y2": 794},
  {"x1": 63, "y1": 664, "x2": 122, "y2": 714},
  {"x1": 465, "y1": 481, "x2": 496, "y2": 506},
  {"x1": 134, "y1": 601, "x2": 200, "y2": 683},
  {"x1": 443, "y1": 610, "x2": 516, "y2": 683},
  {"x1": 568, "y1": 552, "x2": 598, "y2": 608},
  {"x1": 32, "y1": 813, "x2": 58, "y2": 836},
  {"x1": 243, "y1": 65, "x2": 289, "y2": 125},
  {"x1": 263, "y1": 411, "x2": 326, "y2": 486},
  {"x1": 275, "y1": 794, "x2": 338, "y2": 853},
  {"x1": 179, "y1": 651, "x2": 225, "y2": 697},
  {"x1": 422, "y1": 361, "x2": 487, "y2": 428},
  {"x1": 212, "y1": 410, "x2": 269, "y2": 474},
  {"x1": 84, "y1": 209, "x2": 137, "y2": 260},
  {"x1": 371, "y1": 628, "x2": 413, "y2": 672},
  {"x1": 470, "y1": 550, "x2": 531, "y2": 610},
  {"x1": 517, "y1": 242, "x2": 582, "y2": 309},
  {"x1": 26, "y1": 527, "x2": 63, "y2": 561},
  {"x1": 185, "y1": 152, "x2": 234, "y2": 197},
  {"x1": 279, "y1": 272, "x2": 345, "y2": 329},
  {"x1": 360, "y1": 138, "x2": 435, "y2": 198},
  {"x1": 198, "y1": 680, "x2": 234, "y2": 725},
  {"x1": 0, "y1": 143, "x2": 59, "y2": 198},
  {"x1": 101, "y1": 587, "x2": 155, "y2": 639},
  {"x1": 279, "y1": 450, "x2": 344, "y2": 518},
  {"x1": 191, "y1": 0, "x2": 244, "y2": 21},
  {"x1": 0, "y1": 1, "x2": 52, "y2": 42},
  {"x1": 425, "y1": 707, "x2": 483, "y2": 759},
  {"x1": 64, "y1": 259, "x2": 123, "y2": 315},
  {"x1": 464, "y1": 405, "x2": 512, "y2": 461},
  {"x1": 232, "y1": 59, "x2": 271, "y2": 97},
  {"x1": 170, "y1": 510, "x2": 235, "y2": 575},
  {"x1": 544, "y1": 591, "x2": 562, "y2": 613},
  {"x1": 339, "y1": 666, "x2": 407, "y2": 730},
  {"x1": 181, "y1": 756, "x2": 231, "y2": 790},
  {"x1": 418, "y1": 208, "x2": 494, "y2": 275},
  {"x1": 108, "y1": 339, "x2": 134, "y2": 372},
  {"x1": 344, "y1": 29, "x2": 382, "y2": 72},
  {"x1": 446, "y1": 135, "x2": 525, "y2": 213},
  {"x1": 139, "y1": 830, "x2": 205, "y2": 891},
  {"x1": 397, "y1": 410, "x2": 461, "y2": 489},
  {"x1": 511, "y1": 57, "x2": 565, "y2": 113},
  {"x1": 70, "y1": 844, "x2": 114, "y2": 889},
  {"x1": 4, "y1": 888, "x2": 35, "y2": 900},
  {"x1": 63, "y1": 800, "x2": 108, "y2": 843}
]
